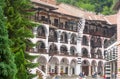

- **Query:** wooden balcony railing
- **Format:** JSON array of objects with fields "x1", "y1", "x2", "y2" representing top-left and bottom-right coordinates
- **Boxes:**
[
  {"x1": 82, "y1": 55, "x2": 90, "y2": 58},
  {"x1": 36, "y1": 35, "x2": 46, "y2": 39},
  {"x1": 48, "y1": 36, "x2": 57, "y2": 42},
  {"x1": 38, "y1": 48, "x2": 47, "y2": 54},
  {"x1": 70, "y1": 41, "x2": 77, "y2": 45},
  {"x1": 104, "y1": 34, "x2": 117, "y2": 47},
  {"x1": 49, "y1": 51, "x2": 59, "y2": 56},
  {"x1": 60, "y1": 51, "x2": 69, "y2": 56},
  {"x1": 98, "y1": 56, "x2": 103, "y2": 59}
]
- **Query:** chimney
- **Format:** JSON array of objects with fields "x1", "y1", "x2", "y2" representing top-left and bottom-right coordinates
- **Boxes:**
[{"x1": 40, "y1": 0, "x2": 56, "y2": 5}]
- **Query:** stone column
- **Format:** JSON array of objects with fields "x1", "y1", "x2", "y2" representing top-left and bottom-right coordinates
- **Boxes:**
[
  {"x1": 68, "y1": 65, "x2": 71, "y2": 76},
  {"x1": 46, "y1": 32, "x2": 49, "y2": 53},
  {"x1": 58, "y1": 64, "x2": 61, "y2": 75},
  {"x1": 68, "y1": 38, "x2": 71, "y2": 55},
  {"x1": 46, "y1": 64, "x2": 48, "y2": 75},
  {"x1": 89, "y1": 65, "x2": 91, "y2": 76},
  {"x1": 95, "y1": 66, "x2": 98, "y2": 73},
  {"x1": 88, "y1": 35, "x2": 91, "y2": 58},
  {"x1": 102, "y1": 65, "x2": 104, "y2": 76},
  {"x1": 57, "y1": 31, "x2": 61, "y2": 54}
]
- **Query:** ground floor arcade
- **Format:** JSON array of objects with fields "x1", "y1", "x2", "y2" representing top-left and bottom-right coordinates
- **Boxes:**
[{"x1": 34, "y1": 54, "x2": 106, "y2": 77}]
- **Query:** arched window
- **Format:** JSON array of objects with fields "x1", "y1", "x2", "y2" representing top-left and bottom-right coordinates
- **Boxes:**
[
  {"x1": 97, "y1": 37, "x2": 102, "y2": 47},
  {"x1": 49, "y1": 29, "x2": 57, "y2": 42},
  {"x1": 98, "y1": 61, "x2": 103, "y2": 75},
  {"x1": 104, "y1": 39, "x2": 108, "y2": 48},
  {"x1": 60, "y1": 45, "x2": 68, "y2": 55},
  {"x1": 91, "y1": 48, "x2": 96, "y2": 58},
  {"x1": 97, "y1": 49, "x2": 102, "y2": 59},
  {"x1": 60, "y1": 32, "x2": 68, "y2": 43},
  {"x1": 84, "y1": 25, "x2": 89, "y2": 33},
  {"x1": 82, "y1": 48, "x2": 89, "y2": 57},
  {"x1": 82, "y1": 36, "x2": 88, "y2": 45},
  {"x1": 70, "y1": 34, "x2": 77, "y2": 44},
  {"x1": 70, "y1": 46, "x2": 76, "y2": 56},
  {"x1": 90, "y1": 36, "x2": 96, "y2": 48},
  {"x1": 49, "y1": 43, "x2": 58, "y2": 55},
  {"x1": 37, "y1": 41, "x2": 46, "y2": 53},
  {"x1": 37, "y1": 25, "x2": 46, "y2": 38}
]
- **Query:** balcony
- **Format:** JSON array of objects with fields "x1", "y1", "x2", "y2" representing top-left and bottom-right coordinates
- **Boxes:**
[
  {"x1": 48, "y1": 36, "x2": 57, "y2": 42},
  {"x1": 82, "y1": 55, "x2": 90, "y2": 58},
  {"x1": 70, "y1": 41, "x2": 77, "y2": 45},
  {"x1": 37, "y1": 48, "x2": 47, "y2": 54},
  {"x1": 36, "y1": 35, "x2": 46, "y2": 39},
  {"x1": 49, "y1": 51, "x2": 59, "y2": 56},
  {"x1": 98, "y1": 56, "x2": 103, "y2": 59},
  {"x1": 60, "y1": 52, "x2": 69, "y2": 56},
  {"x1": 104, "y1": 34, "x2": 117, "y2": 47}
]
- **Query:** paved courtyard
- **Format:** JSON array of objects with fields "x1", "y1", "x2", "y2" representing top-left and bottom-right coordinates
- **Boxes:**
[{"x1": 51, "y1": 76, "x2": 104, "y2": 79}]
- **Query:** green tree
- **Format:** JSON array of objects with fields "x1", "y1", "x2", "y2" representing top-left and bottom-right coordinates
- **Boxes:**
[
  {"x1": 4, "y1": 0, "x2": 38, "y2": 79},
  {"x1": 0, "y1": 0, "x2": 17, "y2": 79},
  {"x1": 57, "y1": 0, "x2": 115, "y2": 15}
]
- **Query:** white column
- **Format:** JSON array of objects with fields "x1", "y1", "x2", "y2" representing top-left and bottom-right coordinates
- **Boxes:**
[
  {"x1": 102, "y1": 37, "x2": 104, "y2": 59},
  {"x1": 68, "y1": 65, "x2": 71, "y2": 76},
  {"x1": 76, "y1": 18, "x2": 85, "y2": 75},
  {"x1": 57, "y1": 31, "x2": 61, "y2": 54},
  {"x1": 58, "y1": 37, "x2": 61, "y2": 54},
  {"x1": 95, "y1": 66, "x2": 98, "y2": 73},
  {"x1": 46, "y1": 64, "x2": 48, "y2": 75},
  {"x1": 68, "y1": 38, "x2": 71, "y2": 55},
  {"x1": 89, "y1": 65, "x2": 91, "y2": 76},
  {"x1": 102, "y1": 65, "x2": 104, "y2": 76},
  {"x1": 58, "y1": 64, "x2": 61, "y2": 75},
  {"x1": 88, "y1": 35, "x2": 91, "y2": 58},
  {"x1": 46, "y1": 33, "x2": 49, "y2": 53},
  {"x1": 76, "y1": 64, "x2": 81, "y2": 75}
]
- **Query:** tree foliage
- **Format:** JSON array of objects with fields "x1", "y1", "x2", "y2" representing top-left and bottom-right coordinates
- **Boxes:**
[
  {"x1": 3, "y1": 0, "x2": 38, "y2": 79},
  {"x1": 57, "y1": 0, "x2": 115, "y2": 15},
  {"x1": 0, "y1": 0, "x2": 17, "y2": 79}
]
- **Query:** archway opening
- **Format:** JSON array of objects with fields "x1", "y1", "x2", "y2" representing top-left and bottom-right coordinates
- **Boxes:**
[
  {"x1": 81, "y1": 60, "x2": 90, "y2": 76},
  {"x1": 60, "y1": 58, "x2": 69, "y2": 75},
  {"x1": 37, "y1": 56, "x2": 47, "y2": 73},
  {"x1": 70, "y1": 59, "x2": 77, "y2": 75},
  {"x1": 49, "y1": 57, "x2": 59, "y2": 75}
]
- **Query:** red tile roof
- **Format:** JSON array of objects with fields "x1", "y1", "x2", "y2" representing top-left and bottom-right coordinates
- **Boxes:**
[
  {"x1": 31, "y1": 0, "x2": 117, "y2": 25},
  {"x1": 104, "y1": 14, "x2": 117, "y2": 24},
  {"x1": 31, "y1": 0, "x2": 58, "y2": 9}
]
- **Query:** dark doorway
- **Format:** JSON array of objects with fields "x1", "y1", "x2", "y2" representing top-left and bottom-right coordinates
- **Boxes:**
[
  {"x1": 82, "y1": 66, "x2": 89, "y2": 76},
  {"x1": 65, "y1": 67, "x2": 68, "y2": 74},
  {"x1": 72, "y1": 68, "x2": 75, "y2": 74}
]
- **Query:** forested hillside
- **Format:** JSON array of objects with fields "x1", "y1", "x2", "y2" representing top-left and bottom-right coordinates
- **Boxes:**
[{"x1": 57, "y1": 0, "x2": 116, "y2": 15}]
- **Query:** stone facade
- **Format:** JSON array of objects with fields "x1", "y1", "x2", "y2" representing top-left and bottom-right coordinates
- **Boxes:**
[{"x1": 29, "y1": 0, "x2": 117, "y2": 79}]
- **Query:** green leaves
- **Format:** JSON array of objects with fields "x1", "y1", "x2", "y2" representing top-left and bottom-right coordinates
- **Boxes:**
[
  {"x1": 0, "y1": 2, "x2": 17, "y2": 79},
  {"x1": 4, "y1": 0, "x2": 38, "y2": 79},
  {"x1": 57, "y1": 0, "x2": 115, "y2": 15}
]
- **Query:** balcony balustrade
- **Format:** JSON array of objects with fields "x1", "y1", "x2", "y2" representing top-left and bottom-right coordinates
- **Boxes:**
[
  {"x1": 48, "y1": 36, "x2": 57, "y2": 42},
  {"x1": 60, "y1": 51, "x2": 69, "y2": 56},
  {"x1": 98, "y1": 56, "x2": 103, "y2": 59},
  {"x1": 37, "y1": 48, "x2": 47, "y2": 54},
  {"x1": 49, "y1": 51, "x2": 59, "y2": 56},
  {"x1": 71, "y1": 41, "x2": 77, "y2": 45},
  {"x1": 82, "y1": 55, "x2": 90, "y2": 58},
  {"x1": 104, "y1": 34, "x2": 117, "y2": 47},
  {"x1": 36, "y1": 35, "x2": 46, "y2": 39}
]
